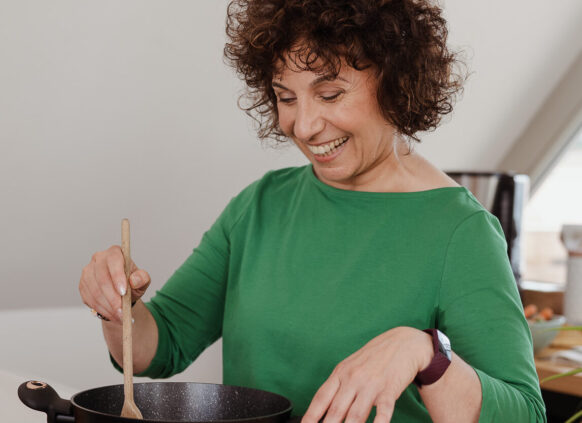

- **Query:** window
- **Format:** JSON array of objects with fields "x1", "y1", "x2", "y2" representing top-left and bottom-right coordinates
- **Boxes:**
[{"x1": 523, "y1": 129, "x2": 582, "y2": 285}]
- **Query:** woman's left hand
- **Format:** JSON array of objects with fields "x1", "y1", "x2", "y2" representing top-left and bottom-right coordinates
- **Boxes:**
[{"x1": 302, "y1": 327, "x2": 433, "y2": 423}]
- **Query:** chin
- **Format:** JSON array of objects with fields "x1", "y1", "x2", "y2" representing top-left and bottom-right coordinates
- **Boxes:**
[{"x1": 312, "y1": 163, "x2": 353, "y2": 187}]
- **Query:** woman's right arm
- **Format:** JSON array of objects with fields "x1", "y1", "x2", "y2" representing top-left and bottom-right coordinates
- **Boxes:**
[
  {"x1": 101, "y1": 300, "x2": 158, "y2": 374},
  {"x1": 79, "y1": 245, "x2": 157, "y2": 373}
]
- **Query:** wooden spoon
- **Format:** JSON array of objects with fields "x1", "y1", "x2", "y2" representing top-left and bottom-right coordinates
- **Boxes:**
[{"x1": 120, "y1": 218, "x2": 143, "y2": 419}]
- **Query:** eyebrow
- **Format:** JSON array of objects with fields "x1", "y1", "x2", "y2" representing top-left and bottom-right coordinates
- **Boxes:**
[{"x1": 271, "y1": 75, "x2": 349, "y2": 91}]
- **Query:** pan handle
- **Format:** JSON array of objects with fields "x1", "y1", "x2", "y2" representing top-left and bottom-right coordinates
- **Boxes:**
[{"x1": 18, "y1": 380, "x2": 75, "y2": 423}]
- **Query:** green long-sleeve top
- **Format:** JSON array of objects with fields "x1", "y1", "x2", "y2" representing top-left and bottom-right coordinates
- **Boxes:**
[{"x1": 133, "y1": 165, "x2": 546, "y2": 422}]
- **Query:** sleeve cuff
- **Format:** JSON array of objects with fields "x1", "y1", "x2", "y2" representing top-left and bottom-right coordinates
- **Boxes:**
[
  {"x1": 109, "y1": 300, "x2": 172, "y2": 378},
  {"x1": 473, "y1": 367, "x2": 545, "y2": 422}
]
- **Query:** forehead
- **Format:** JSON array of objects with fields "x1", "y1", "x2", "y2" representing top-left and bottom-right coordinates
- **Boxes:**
[
  {"x1": 272, "y1": 46, "x2": 374, "y2": 84},
  {"x1": 272, "y1": 58, "x2": 376, "y2": 91},
  {"x1": 273, "y1": 58, "x2": 336, "y2": 80}
]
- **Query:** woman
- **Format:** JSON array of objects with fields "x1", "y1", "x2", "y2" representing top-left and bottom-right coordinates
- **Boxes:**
[{"x1": 79, "y1": 0, "x2": 546, "y2": 421}]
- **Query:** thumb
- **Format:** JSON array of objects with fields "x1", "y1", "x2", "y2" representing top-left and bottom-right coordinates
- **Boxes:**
[{"x1": 129, "y1": 269, "x2": 151, "y2": 290}]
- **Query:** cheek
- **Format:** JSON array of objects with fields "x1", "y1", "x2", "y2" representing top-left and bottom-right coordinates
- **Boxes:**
[{"x1": 276, "y1": 107, "x2": 294, "y2": 136}]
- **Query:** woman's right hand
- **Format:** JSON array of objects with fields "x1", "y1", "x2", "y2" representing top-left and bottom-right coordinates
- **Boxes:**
[{"x1": 79, "y1": 245, "x2": 151, "y2": 324}]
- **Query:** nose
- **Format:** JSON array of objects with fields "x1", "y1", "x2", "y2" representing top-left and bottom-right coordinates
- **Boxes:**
[{"x1": 292, "y1": 100, "x2": 325, "y2": 142}]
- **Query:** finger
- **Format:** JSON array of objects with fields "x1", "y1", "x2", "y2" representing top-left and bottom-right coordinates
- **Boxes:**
[
  {"x1": 78, "y1": 276, "x2": 93, "y2": 308},
  {"x1": 303, "y1": 376, "x2": 340, "y2": 423},
  {"x1": 80, "y1": 283, "x2": 111, "y2": 322},
  {"x1": 129, "y1": 269, "x2": 150, "y2": 290},
  {"x1": 79, "y1": 266, "x2": 92, "y2": 306},
  {"x1": 372, "y1": 394, "x2": 395, "y2": 423},
  {"x1": 322, "y1": 384, "x2": 357, "y2": 423},
  {"x1": 99, "y1": 269, "x2": 124, "y2": 322},
  {"x1": 86, "y1": 265, "x2": 117, "y2": 319},
  {"x1": 81, "y1": 264, "x2": 114, "y2": 316},
  {"x1": 94, "y1": 256, "x2": 122, "y2": 317},
  {"x1": 129, "y1": 259, "x2": 138, "y2": 274},
  {"x1": 344, "y1": 390, "x2": 376, "y2": 423},
  {"x1": 80, "y1": 275, "x2": 116, "y2": 321},
  {"x1": 105, "y1": 246, "x2": 127, "y2": 296}
]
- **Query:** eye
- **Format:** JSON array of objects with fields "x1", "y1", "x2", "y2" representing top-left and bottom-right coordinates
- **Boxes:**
[
  {"x1": 277, "y1": 96, "x2": 296, "y2": 104},
  {"x1": 320, "y1": 92, "x2": 343, "y2": 102}
]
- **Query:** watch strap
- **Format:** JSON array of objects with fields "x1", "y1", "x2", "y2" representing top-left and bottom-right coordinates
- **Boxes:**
[{"x1": 414, "y1": 329, "x2": 451, "y2": 387}]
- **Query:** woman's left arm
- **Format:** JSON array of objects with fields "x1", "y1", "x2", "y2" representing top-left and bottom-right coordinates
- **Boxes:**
[
  {"x1": 303, "y1": 211, "x2": 546, "y2": 423},
  {"x1": 301, "y1": 326, "x2": 481, "y2": 423},
  {"x1": 419, "y1": 349, "x2": 481, "y2": 422}
]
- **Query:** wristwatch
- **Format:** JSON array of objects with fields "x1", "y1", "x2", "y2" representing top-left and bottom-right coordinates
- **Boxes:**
[{"x1": 414, "y1": 329, "x2": 452, "y2": 387}]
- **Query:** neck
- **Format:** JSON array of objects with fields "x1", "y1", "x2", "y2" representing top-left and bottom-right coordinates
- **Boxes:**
[{"x1": 320, "y1": 138, "x2": 417, "y2": 192}]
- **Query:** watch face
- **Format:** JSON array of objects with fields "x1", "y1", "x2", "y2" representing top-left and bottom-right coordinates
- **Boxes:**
[{"x1": 437, "y1": 330, "x2": 452, "y2": 360}]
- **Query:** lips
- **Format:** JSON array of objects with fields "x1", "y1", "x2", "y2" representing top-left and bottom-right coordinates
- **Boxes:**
[
  {"x1": 306, "y1": 137, "x2": 349, "y2": 164},
  {"x1": 307, "y1": 136, "x2": 349, "y2": 156}
]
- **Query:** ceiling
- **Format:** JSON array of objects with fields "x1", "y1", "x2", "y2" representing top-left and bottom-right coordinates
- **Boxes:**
[{"x1": 417, "y1": 0, "x2": 582, "y2": 172}]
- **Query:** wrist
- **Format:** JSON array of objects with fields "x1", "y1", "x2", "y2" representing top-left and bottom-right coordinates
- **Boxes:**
[
  {"x1": 418, "y1": 330, "x2": 435, "y2": 372},
  {"x1": 414, "y1": 329, "x2": 452, "y2": 387}
]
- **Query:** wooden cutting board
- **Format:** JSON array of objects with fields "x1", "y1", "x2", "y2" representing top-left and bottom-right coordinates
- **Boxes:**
[{"x1": 549, "y1": 326, "x2": 582, "y2": 348}]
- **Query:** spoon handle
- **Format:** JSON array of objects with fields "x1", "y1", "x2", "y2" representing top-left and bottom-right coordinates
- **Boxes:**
[{"x1": 121, "y1": 218, "x2": 142, "y2": 418}]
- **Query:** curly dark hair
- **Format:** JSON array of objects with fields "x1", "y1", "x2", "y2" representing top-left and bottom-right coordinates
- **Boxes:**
[{"x1": 224, "y1": 0, "x2": 466, "y2": 143}]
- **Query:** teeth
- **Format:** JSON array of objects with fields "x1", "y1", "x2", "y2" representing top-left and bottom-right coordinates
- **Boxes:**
[{"x1": 308, "y1": 136, "x2": 348, "y2": 155}]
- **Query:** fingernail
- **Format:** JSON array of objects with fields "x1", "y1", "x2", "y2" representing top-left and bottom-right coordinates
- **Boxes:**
[
  {"x1": 118, "y1": 282, "x2": 126, "y2": 296},
  {"x1": 131, "y1": 274, "x2": 142, "y2": 287},
  {"x1": 117, "y1": 308, "x2": 123, "y2": 320}
]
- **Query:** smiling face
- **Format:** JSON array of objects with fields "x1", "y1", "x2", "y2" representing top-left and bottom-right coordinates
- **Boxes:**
[{"x1": 272, "y1": 60, "x2": 401, "y2": 191}]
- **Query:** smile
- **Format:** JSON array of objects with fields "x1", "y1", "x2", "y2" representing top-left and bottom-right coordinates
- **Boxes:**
[{"x1": 307, "y1": 137, "x2": 349, "y2": 156}]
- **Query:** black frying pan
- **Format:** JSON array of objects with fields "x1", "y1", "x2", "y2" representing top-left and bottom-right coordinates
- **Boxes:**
[{"x1": 18, "y1": 380, "x2": 298, "y2": 423}]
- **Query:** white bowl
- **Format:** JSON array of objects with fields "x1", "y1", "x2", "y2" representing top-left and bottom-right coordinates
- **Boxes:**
[{"x1": 528, "y1": 315, "x2": 566, "y2": 354}]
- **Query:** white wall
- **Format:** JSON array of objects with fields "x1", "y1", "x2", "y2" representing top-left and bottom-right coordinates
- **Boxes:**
[
  {"x1": 0, "y1": 307, "x2": 222, "y2": 388},
  {"x1": 0, "y1": 0, "x2": 307, "y2": 311},
  {"x1": 3, "y1": 1, "x2": 582, "y2": 312}
]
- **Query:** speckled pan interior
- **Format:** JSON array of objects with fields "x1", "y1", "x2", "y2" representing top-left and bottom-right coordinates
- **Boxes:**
[{"x1": 72, "y1": 382, "x2": 293, "y2": 423}]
